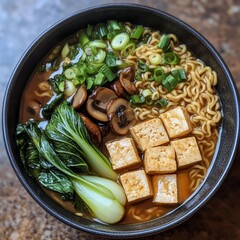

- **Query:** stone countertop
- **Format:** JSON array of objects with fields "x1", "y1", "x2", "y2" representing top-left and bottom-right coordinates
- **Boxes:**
[{"x1": 1, "y1": 0, "x2": 240, "y2": 239}]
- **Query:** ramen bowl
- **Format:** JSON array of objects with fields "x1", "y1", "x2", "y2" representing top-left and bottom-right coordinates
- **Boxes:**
[{"x1": 2, "y1": 3, "x2": 240, "y2": 238}]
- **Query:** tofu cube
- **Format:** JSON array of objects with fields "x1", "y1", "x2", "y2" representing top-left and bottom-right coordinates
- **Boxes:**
[
  {"x1": 144, "y1": 146, "x2": 177, "y2": 174},
  {"x1": 152, "y1": 174, "x2": 178, "y2": 205},
  {"x1": 120, "y1": 169, "x2": 153, "y2": 203},
  {"x1": 106, "y1": 137, "x2": 141, "y2": 171},
  {"x1": 161, "y1": 106, "x2": 192, "y2": 139},
  {"x1": 130, "y1": 118, "x2": 169, "y2": 151},
  {"x1": 171, "y1": 136, "x2": 202, "y2": 168}
]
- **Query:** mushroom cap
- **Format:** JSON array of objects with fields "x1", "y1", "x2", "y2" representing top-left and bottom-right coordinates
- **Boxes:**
[
  {"x1": 86, "y1": 87, "x2": 117, "y2": 122},
  {"x1": 72, "y1": 84, "x2": 87, "y2": 109},
  {"x1": 119, "y1": 67, "x2": 138, "y2": 95},
  {"x1": 107, "y1": 98, "x2": 137, "y2": 135}
]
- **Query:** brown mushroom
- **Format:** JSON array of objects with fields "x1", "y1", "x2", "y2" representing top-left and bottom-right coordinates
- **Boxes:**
[
  {"x1": 107, "y1": 98, "x2": 137, "y2": 135},
  {"x1": 72, "y1": 84, "x2": 87, "y2": 109},
  {"x1": 111, "y1": 79, "x2": 126, "y2": 97},
  {"x1": 86, "y1": 87, "x2": 117, "y2": 122},
  {"x1": 78, "y1": 113, "x2": 102, "y2": 146},
  {"x1": 119, "y1": 67, "x2": 138, "y2": 95}
]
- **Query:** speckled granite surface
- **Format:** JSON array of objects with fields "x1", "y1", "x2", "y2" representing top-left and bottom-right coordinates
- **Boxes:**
[{"x1": 1, "y1": 0, "x2": 240, "y2": 239}]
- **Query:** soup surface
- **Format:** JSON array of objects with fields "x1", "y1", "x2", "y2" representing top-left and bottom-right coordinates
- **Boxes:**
[{"x1": 17, "y1": 21, "x2": 221, "y2": 224}]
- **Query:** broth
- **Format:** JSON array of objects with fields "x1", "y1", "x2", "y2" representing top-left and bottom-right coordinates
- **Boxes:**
[{"x1": 18, "y1": 21, "x2": 221, "y2": 224}]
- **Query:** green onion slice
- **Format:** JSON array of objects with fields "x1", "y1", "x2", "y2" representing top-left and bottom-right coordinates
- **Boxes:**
[
  {"x1": 142, "y1": 89, "x2": 152, "y2": 98},
  {"x1": 88, "y1": 40, "x2": 108, "y2": 49},
  {"x1": 153, "y1": 67, "x2": 166, "y2": 83},
  {"x1": 163, "y1": 52, "x2": 180, "y2": 65},
  {"x1": 64, "y1": 68, "x2": 76, "y2": 80},
  {"x1": 111, "y1": 33, "x2": 130, "y2": 50},
  {"x1": 157, "y1": 34, "x2": 170, "y2": 52},
  {"x1": 94, "y1": 49, "x2": 106, "y2": 63},
  {"x1": 171, "y1": 69, "x2": 187, "y2": 82},
  {"x1": 131, "y1": 26, "x2": 144, "y2": 39},
  {"x1": 149, "y1": 53, "x2": 162, "y2": 65},
  {"x1": 131, "y1": 95, "x2": 145, "y2": 104},
  {"x1": 155, "y1": 98, "x2": 168, "y2": 108},
  {"x1": 78, "y1": 29, "x2": 90, "y2": 47}
]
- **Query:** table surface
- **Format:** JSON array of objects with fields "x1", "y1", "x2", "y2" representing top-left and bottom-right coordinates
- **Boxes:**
[{"x1": 1, "y1": 0, "x2": 240, "y2": 239}]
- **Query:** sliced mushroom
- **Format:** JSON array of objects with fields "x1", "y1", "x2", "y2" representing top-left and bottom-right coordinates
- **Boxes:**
[
  {"x1": 86, "y1": 87, "x2": 117, "y2": 122},
  {"x1": 78, "y1": 113, "x2": 102, "y2": 146},
  {"x1": 111, "y1": 79, "x2": 126, "y2": 97},
  {"x1": 72, "y1": 84, "x2": 87, "y2": 109},
  {"x1": 107, "y1": 98, "x2": 137, "y2": 135},
  {"x1": 119, "y1": 67, "x2": 138, "y2": 95}
]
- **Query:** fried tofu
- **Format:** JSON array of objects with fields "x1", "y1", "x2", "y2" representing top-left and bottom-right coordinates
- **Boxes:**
[
  {"x1": 161, "y1": 106, "x2": 192, "y2": 139},
  {"x1": 120, "y1": 169, "x2": 153, "y2": 203},
  {"x1": 106, "y1": 137, "x2": 141, "y2": 171},
  {"x1": 152, "y1": 174, "x2": 178, "y2": 205},
  {"x1": 130, "y1": 118, "x2": 169, "y2": 151},
  {"x1": 144, "y1": 146, "x2": 177, "y2": 174},
  {"x1": 171, "y1": 136, "x2": 202, "y2": 168}
]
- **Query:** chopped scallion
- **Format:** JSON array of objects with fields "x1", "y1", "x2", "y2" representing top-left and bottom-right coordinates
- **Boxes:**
[
  {"x1": 97, "y1": 23, "x2": 109, "y2": 38},
  {"x1": 107, "y1": 20, "x2": 121, "y2": 31},
  {"x1": 149, "y1": 53, "x2": 162, "y2": 65},
  {"x1": 130, "y1": 95, "x2": 145, "y2": 104},
  {"x1": 111, "y1": 33, "x2": 130, "y2": 50},
  {"x1": 94, "y1": 72, "x2": 105, "y2": 85},
  {"x1": 155, "y1": 98, "x2": 168, "y2": 108},
  {"x1": 87, "y1": 24, "x2": 93, "y2": 37},
  {"x1": 105, "y1": 52, "x2": 117, "y2": 67},
  {"x1": 99, "y1": 65, "x2": 116, "y2": 82},
  {"x1": 157, "y1": 34, "x2": 170, "y2": 52},
  {"x1": 153, "y1": 67, "x2": 166, "y2": 83},
  {"x1": 163, "y1": 52, "x2": 180, "y2": 65},
  {"x1": 131, "y1": 26, "x2": 144, "y2": 39},
  {"x1": 64, "y1": 68, "x2": 76, "y2": 80},
  {"x1": 79, "y1": 29, "x2": 90, "y2": 47},
  {"x1": 142, "y1": 89, "x2": 152, "y2": 98}
]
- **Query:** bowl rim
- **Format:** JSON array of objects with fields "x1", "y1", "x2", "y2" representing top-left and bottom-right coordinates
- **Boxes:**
[{"x1": 2, "y1": 3, "x2": 240, "y2": 238}]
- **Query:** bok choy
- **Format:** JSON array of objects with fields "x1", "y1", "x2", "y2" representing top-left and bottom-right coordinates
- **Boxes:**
[
  {"x1": 16, "y1": 120, "x2": 126, "y2": 224},
  {"x1": 45, "y1": 101, "x2": 117, "y2": 180}
]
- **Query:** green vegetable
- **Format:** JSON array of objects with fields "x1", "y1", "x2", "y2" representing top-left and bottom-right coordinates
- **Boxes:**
[
  {"x1": 130, "y1": 95, "x2": 145, "y2": 104},
  {"x1": 99, "y1": 64, "x2": 116, "y2": 82},
  {"x1": 155, "y1": 98, "x2": 168, "y2": 108},
  {"x1": 61, "y1": 43, "x2": 70, "y2": 59},
  {"x1": 21, "y1": 120, "x2": 125, "y2": 223},
  {"x1": 163, "y1": 52, "x2": 180, "y2": 65},
  {"x1": 86, "y1": 24, "x2": 93, "y2": 37},
  {"x1": 45, "y1": 101, "x2": 118, "y2": 180},
  {"x1": 41, "y1": 93, "x2": 64, "y2": 120},
  {"x1": 171, "y1": 68, "x2": 187, "y2": 82},
  {"x1": 157, "y1": 34, "x2": 170, "y2": 52},
  {"x1": 149, "y1": 53, "x2": 162, "y2": 65},
  {"x1": 64, "y1": 68, "x2": 76, "y2": 80},
  {"x1": 153, "y1": 67, "x2": 166, "y2": 83},
  {"x1": 16, "y1": 123, "x2": 75, "y2": 200},
  {"x1": 131, "y1": 26, "x2": 144, "y2": 39},
  {"x1": 97, "y1": 23, "x2": 109, "y2": 38},
  {"x1": 107, "y1": 20, "x2": 121, "y2": 31},
  {"x1": 88, "y1": 40, "x2": 108, "y2": 49},
  {"x1": 111, "y1": 33, "x2": 130, "y2": 50},
  {"x1": 142, "y1": 89, "x2": 152, "y2": 98},
  {"x1": 105, "y1": 51, "x2": 117, "y2": 67},
  {"x1": 78, "y1": 29, "x2": 90, "y2": 47},
  {"x1": 122, "y1": 42, "x2": 136, "y2": 57}
]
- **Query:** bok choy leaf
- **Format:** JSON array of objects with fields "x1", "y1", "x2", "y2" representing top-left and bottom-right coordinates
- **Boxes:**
[{"x1": 45, "y1": 101, "x2": 117, "y2": 180}]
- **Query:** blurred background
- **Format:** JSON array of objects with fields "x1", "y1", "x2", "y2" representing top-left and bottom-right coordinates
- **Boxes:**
[{"x1": 0, "y1": 0, "x2": 240, "y2": 239}]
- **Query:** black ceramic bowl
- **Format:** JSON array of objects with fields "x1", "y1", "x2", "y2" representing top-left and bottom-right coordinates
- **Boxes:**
[{"x1": 2, "y1": 4, "x2": 240, "y2": 238}]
